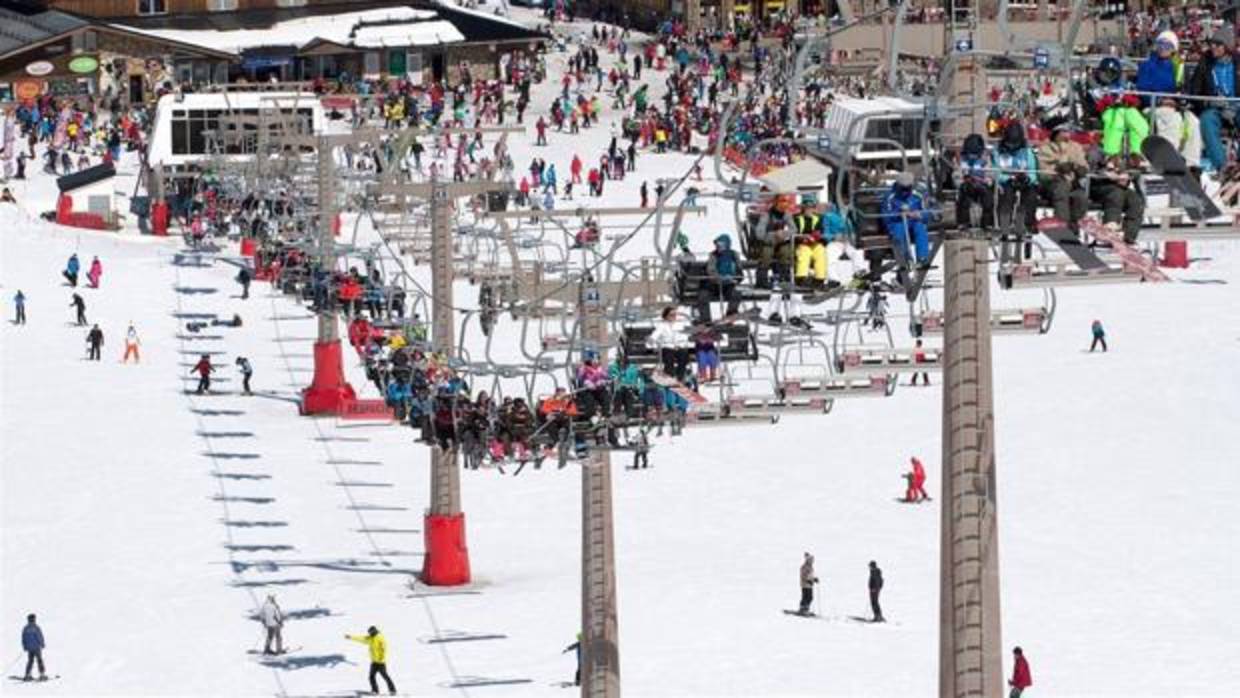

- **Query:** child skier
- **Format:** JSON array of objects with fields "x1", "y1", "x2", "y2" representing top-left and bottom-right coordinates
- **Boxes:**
[
  {"x1": 191, "y1": 354, "x2": 215, "y2": 394},
  {"x1": 13, "y1": 290, "x2": 26, "y2": 325},
  {"x1": 236, "y1": 356, "x2": 254, "y2": 395},
  {"x1": 1090, "y1": 320, "x2": 1107, "y2": 352},
  {"x1": 904, "y1": 457, "x2": 931, "y2": 503},
  {"x1": 123, "y1": 324, "x2": 140, "y2": 363}
]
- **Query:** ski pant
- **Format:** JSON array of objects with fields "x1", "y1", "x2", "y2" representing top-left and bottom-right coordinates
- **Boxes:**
[
  {"x1": 887, "y1": 221, "x2": 929, "y2": 265},
  {"x1": 1199, "y1": 107, "x2": 1234, "y2": 172},
  {"x1": 369, "y1": 662, "x2": 396, "y2": 694},
  {"x1": 633, "y1": 450, "x2": 648, "y2": 469},
  {"x1": 996, "y1": 183, "x2": 1038, "y2": 239},
  {"x1": 695, "y1": 280, "x2": 739, "y2": 323},
  {"x1": 1151, "y1": 106, "x2": 1202, "y2": 168},
  {"x1": 870, "y1": 589, "x2": 883, "y2": 621},
  {"x1": 241, "y1": 281, "x2": 249, "y2": 300},
  {"x1": 910, "y1": 371, "x2": 930, "y2": 386},
  {"x1": 956, "y1": 181, "x2": 995, "y2": 228},
  {"x1": 88, "y1": 342, "x2": 101, "y2": 361},
  {"x1": 799, "y1": 586, "x2": 813, "y2": 613},
  {"x1": 242, "y1": 373, "x2": 252, "y2": 394},
  {"x1": 1094, "y1": 183, "x2": 1145, "y2": 244},
  {"x1": 660, "y1": 347, "x2": 690, "y2": 381},
  {"x1": 1041, "y1": 178, "x2": 1088, "y2": 233},
  {"x1": 63, "y1": 270, "x2": 77, "y2": 287},
  {"x1": 24, "y1": 650, "x2": 44, "y2": 678},
  {"x1": 264, "y1": 626, "x2": 283, "y2": 654},
  {"x1": 15, "y1": 305, "x2": 25, "y2": 324},
  {"x1": 1091, "y1": 336, "x2": 1107, "y2": 352},
  {"x1": 1101, "y1": 105, "x2": 1149, "y2": 157},
  {"x1": 794, "y1": 243, "x2": 827, "y2": 281},
  {"x1": 76, "y1": 309, "x2": 86, "y2": 326},
  {"x1": 123, "y1": 343, "x2": 139, "y2": 363},
  {"x1": 196, "y1": 374, "x2": 211, "y2": 393}
]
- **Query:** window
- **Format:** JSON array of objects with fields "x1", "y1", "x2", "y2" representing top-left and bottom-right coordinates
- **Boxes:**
[
  {"x1": 70, "y1": 31, "x2": 97, "y2": 53},
  {"x1": 138, "y1": 0, "x2": 167, "y2": 15},
  {"x1": 207, "y1": 0, "x2": 238, "y2": 10},
  {"x1": 276, "y1": 0, "x2": 308, "y2": 6}
]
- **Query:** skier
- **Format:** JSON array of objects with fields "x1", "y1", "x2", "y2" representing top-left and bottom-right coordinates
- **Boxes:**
[
  {"x1": 535, "y1": 116, "x2": 547, "y2": 146},
  {"x1": 123, "y1": 324, "x2": 140, "y2": 363},
  {"x1": 868, "y1": 561, "x2": 885, "y2": 622},
  {"x1": 69, "y1": 293, "x2": 86, "y2": 326},
  {"x1": 1090, "y1": 320, "x2": 1107, "y2": 352},
  {"x1": 236, "y1": 356, "x2": 254, "y2": 395},
  {"x1": 561, "y1": 633, "x2": 582, "y2": 686},
  {"x1": 63, "y1": 253, "x2": 80, "y2": 287},
  {"x1": 190, "y1": 354, "x2": 215, "y2": 394},
  {"x1": 640, "y1": 180, "x2": 648, "y2": 208},
  {"x1": 86, "y1": 324, "x2": 104, "y2": 361},
  {"x1": 798, "y1": 552, "x2": 819, "y2": 615},
  {"x1": 13, "y1": 290, "x2": 26, "y2": 325},
  {"x1": 1009, "y1": 646, "x2": 1033, "y2": 697},
  {"x1": 632, "y1": 423, "x2": 651, "y2": 469},
  {"x1": 345, "y1": 626, "x2": 396, "y2": 695},
  {"x1": 904, "y1": 457, "x2": 931, "y2": 503},
  {"x1": 259, "y1": 594, "x2": 284, "y2": 656},
  {"x1": 909, "y1": 339, "x2": 931, "y2": 386},
  {"x1": 21, "y1": 613, "x2": 46, "y2": 682},
  {"x1": 86, "y1": 256, "x2": 102, "y2": 288},
  {"x1": 236, "y1": 266, "x2": 252, "y2": 300}
]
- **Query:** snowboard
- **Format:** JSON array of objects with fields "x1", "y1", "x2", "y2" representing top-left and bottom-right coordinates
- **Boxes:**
[
  {"x1": 1142, "y1": 134, "x2": 1222, "y2": 220},
  {"x1": 1036, "y1": 218, "x2": 1108, "y2": 270}
]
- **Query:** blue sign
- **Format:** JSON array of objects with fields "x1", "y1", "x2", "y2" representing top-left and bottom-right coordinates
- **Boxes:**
[
  {"x1": 955, "y1": 38, "x2": 973, "y2": 53},
  {"x1": 816, "y1": 134, "x2": 831, "y2": 150},
  {"x1": 1034, "y1": 48, "x2": 1049, "y2": 69}
]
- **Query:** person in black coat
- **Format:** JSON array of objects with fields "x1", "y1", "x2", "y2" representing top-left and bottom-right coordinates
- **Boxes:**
[
  {"x1": 86, "y1": 324, "x2": 103, "y2": 361},
  {"x1": 868, "y1": 560, "x2": 885, "y2": 623},
  {"x1": 70, "y1": 293, "x2": 86, "y2": 326}
]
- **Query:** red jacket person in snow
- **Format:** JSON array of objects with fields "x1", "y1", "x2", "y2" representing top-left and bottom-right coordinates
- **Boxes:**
[
  {"x1": 905, "y1": 457, "x2": 931, "y2": 503},
  {"x1": 191, "y1": 355, "x2": 215, "y2": 394},
  {"x1": 1009, "y1": 646, "x2": 1032, "y2": 697}
]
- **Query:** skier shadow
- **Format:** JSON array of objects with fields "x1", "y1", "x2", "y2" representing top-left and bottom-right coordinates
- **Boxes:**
[
  {"x1": 197, "y1": 430, "x2": 256, "y2": 438},
  {"x1": 213, "y1": 494, "x2": 275, "y2": 505},
  {"x1": 172, "y1": 286, "x2": 219, "y2": 295},
  {"x1": 203, "y1": 451, "x2": 261, "y2": 459},
  {"x1": 172, "y1": 312, "x2": 218, "y2": 320},
  {"x1": 176, "y1": 334, "x2": 225, "y2": 341},
  {"x1": 246, "y1": 607, "x2": 336, "y2": 622},
  {"x1": 191, "y1": 408, "x2": 245, "y2": 417},
  {"x1": 222, "y1": 519, "x2": 287, "y2": 528},
  {"x1": 212, "y1": 472, "x2": 271, "y2": 481},
  {"x1": 231, "y1": 578, "x2": 308, "y2": 588},
  {"x1": 226, "y1": 544, "x2": 295, "y2": 553},
  {"x1": 256, "y1": 653, "x2": 351, "y2": 671}
]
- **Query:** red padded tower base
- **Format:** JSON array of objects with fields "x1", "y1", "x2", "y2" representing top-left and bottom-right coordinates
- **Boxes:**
[
  {"x1": 240, "y1": 237, "x2": 257, "y2": 257},
  {"x1": 421, "y1": 513, "x2": 471, "y2": 586},
  {"x1": 151, "y1": 201, "x2": 169, "y2": 236},
  {"x1": 301, "y1": 340, "x2": 356, "y2": 415},
  {"x1": 1161, "y1": 241, "x2": 1189, "y2": 268}
]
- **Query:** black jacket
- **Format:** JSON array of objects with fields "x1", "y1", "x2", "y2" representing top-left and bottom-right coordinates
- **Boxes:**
[
  {"x1": 868, "y1": 567, "x2": 884, "y2": 592},
  {"x1": 1185, "y1": 53, "x2": 1240, "y2": 113}
]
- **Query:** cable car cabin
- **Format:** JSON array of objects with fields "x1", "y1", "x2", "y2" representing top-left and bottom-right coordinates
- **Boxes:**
[
  {"x1": 148, "y1": 92, "x2": 326, "y2": 172},
  {"x1": 915, "y1": 308, "x2": 1050, "y2": 335},
  {"x1": 833, "y1": 348, "x2": 942, "y2": 377},
  {"x1": 620, "y1": 323, "x2": 758, "y2": 365}
]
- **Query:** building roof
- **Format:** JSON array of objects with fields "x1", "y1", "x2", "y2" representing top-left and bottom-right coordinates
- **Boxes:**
[
  {"x1": 0, "y1": 4, "x2": 88, "y2": 58},
  {"x1": 57, "y1": 162, "x2": 115, "y2": 193}
]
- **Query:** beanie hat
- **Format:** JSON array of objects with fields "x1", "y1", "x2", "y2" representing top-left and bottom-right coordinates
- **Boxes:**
[
  {"x1": 1212, "y1": 24, "x2": 1235, "y2": 50},
  {"x1": 1155, "y1": 30, "x2": 1179, "y2": 51},
  {"x1": 896, "y1": 171, "x2": 915, "y2": 188}
]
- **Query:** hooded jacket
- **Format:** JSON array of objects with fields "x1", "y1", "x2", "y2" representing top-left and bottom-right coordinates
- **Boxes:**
[{"x1": 707, "y1": 235, "x2": 742, "y2": 280}]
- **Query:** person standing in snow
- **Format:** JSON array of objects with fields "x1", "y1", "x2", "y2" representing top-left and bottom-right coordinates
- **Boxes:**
[
  {"x1": 13, "y1": 290, "x2": 26, "y2": 325},
  {"x1": 236, "y1": 356, "x2": 254, "y2": 395},
  {"x1": 86, "y1": 324, "x2": 104, "y2": 361},
  {"x1": 86, "y1": 256, "x2": 102, "y2": 289},
  {"x1": 1090, "y1": 320, "x2": 1107, "y2": 352},
  {"x1": 798, "y1": 552, "x2": 819, "y2": 615},
  {"x1": 1009, "y1": 646, "x2": 1033, "y2": 697},
  {"x1": 63, "y1": 253, "x2": 80, "y2": 287},
  {"x1": 123, "y1": 323, "x2": 140, "y2": 363},
  {"x1": 236, "y1": 266, "x2": 252, "y2": 300},
  {"x1": 868, "y1": 561, "x2": 885, "y2": 623},
  {"x1": 259, "y1": 595, "x2": 284, "y2": 656},
  {"x1": 562, "y1": 633, "x2": 582, "y2": 686},
  {"x1": 909, "y1": 339, "x2": 931, "y2": 386},
  {"x1": 191, "y1": 354, "x2": 215, "y2": 394},
  {"x1": 21, "y1": 614, "x2": 46, "y2": 682},
  {"x1": 69, "y1": 293, "x2": 86, "y2": 326},
  {"x1": 345, "y1": 626, "x2": 396, "y2": 695},
  {"x1": 904, "y1": 457, "x2": 931, "y2": 503}
]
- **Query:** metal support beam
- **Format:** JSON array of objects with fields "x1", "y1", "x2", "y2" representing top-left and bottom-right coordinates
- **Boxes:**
[
  {"x1": 939, "y1": 235, "x2": 1003, "y2": 698},
  {"x1": 428, "y1": 179, "x2": 461, "y2": 517},
  {"x1": 316, "y1": 135, "x2": 338, "y2": 343},
  {"x1": 579, "y1": 279, "x2": 620, "y2": 698}
]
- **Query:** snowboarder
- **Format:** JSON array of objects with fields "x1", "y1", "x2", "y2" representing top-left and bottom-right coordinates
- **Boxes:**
[
  {"x1": 345, "y1": 626, "x2": 396, "y2": 695},
  {"x1": 904, "y1": 457, "x2": 931, "y2": 503},
  {"x1": 190, "y1": 354, "x2": 215, "y2": 394},
  {"x1": 259, "y1": 595, "x2": 284, "y2": 656},
  {"x1": 123, "y1": 324, "x2": 140, "y2": 363},
  {"x1": 909, "y1": 339, "x2": 931, "y2": 386},
  {"x1": 1009, "y1": 646, "x2": 1033, "y2": 697},
  {"x1": 237, "y1": 266, "x2": 252, "y2": 300},
  {"x1": 21, "y1": 614, "x2": 46, "y2": 682},
  {"x1": 562, "y1": 633, "x2": 582, "y2": 686},
  {"x1": 62, "y1": 254, "x2": 80, "y2": 287},
  {"x1": 1090, "y1": 320, "x2": 1107, "y2": 352},
  {"x1": 86, "y1": 324, "x2": 104, "y2": 361},
  {"x1": 798, "y1": 552, "x2": 819, "y2": 615},
  {"x1": 13, "y1": 290, "x2": 26, "y2": 325},
  {"x1": 868, "y1": 561, "x2": 885, "y2": 622},
  {"x1": 236, "y1": 356, "x2": 253, "y2": 395},
  {"x1": 86, "y1": 256, "x2": 102, "y2": 288},
  {"x1": 70, "y1": 293, "x2": 86, "y2": 326}
]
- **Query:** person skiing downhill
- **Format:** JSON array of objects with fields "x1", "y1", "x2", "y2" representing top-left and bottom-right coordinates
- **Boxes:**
[
  {"x1": 236, "y1": 356, "x2": 254, "y2": 395},
  {"x1": 69, "y1": 293, "x2": 86, "y2": 326},
  {"x1": 21, "y1": 613, "x2": 46, "y2": 682},
  {"x1": 1009, "y1": 646, "x2": 1033, "y2": 697},
  {"x1": 868, "y1": 561, "x2": 885, "y2": 622},
  {"x1": 904, "y1": 457, "x2": 931, "y2": 503},
  {"x1": 191, "y1": 354, "x2": 215, "y2": 394},
  {"x1": 13, "y1": 290, "x2": 26, "y2": 325},
  {"x1": 86, "y1": 256, "x2": 102, "y2": 288},
  {"x1": 86, "y1": 324, "x2": 103, "y2": 361},
  {"x1": 345, "y1": 626, "x2": 396, "y2": 695},
  {"x1": 236, "y1": 266, "x2": 252, "y2": 300},
  {"x1": 123, "y1": 324, "x2": 140, "y2": 363},
  {"x1": 798, "y1": 552, "x2": 819, "y2": 615},
  {"x1": 62, "y1": 254, "x2": 79, "y2": 287},
  {"x1": 259, "y1": 595, "x2": 284, "y2": 656},
  {"x1": 1090, "y1": 320, "x2": 1107, "y2": 352},
  {"x1": 562, "y1": 633, "x2": 582, "y2": 686}
]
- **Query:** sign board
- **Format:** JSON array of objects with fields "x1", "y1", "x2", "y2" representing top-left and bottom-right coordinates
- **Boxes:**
[
  {"x1": 816, "y1": 133, "x2": 831, "y2": 150},
  {"x1": 14, "y1": 79, "x2": 42, "y2": 102},
  {"x1": 26, "y1": 61, "x2": 53, "y2": 77},
  {"x1": 1033, "y1": 47, "x2": 1049, "y2": 69},
  {"x1": 46, "y1": 79, "x2": 89, "y2": 97},
  {"x1": 954, "y1": 38, "x2": 973, "y2": 53},
  {"x1": 68, "y1": 56, "x2": 98, "y2": 74}
]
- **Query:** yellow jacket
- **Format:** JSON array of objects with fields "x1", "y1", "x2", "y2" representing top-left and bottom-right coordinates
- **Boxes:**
[{"x1": 347, "y1": 633, "x2": 387, "y2": 663}]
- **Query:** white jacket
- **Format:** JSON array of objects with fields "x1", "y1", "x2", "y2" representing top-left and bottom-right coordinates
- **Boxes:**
[
  {"x1": 646, "y1": 319, "x2": 689, "y2": 350},
  {"x1": 259, "y1": 600, "x2": 283, "y2": 628}
]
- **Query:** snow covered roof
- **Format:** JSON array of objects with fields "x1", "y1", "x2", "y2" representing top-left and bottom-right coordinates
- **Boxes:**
[{"x1": 352, "y1": 21, "x2": 464, "y2": 48}]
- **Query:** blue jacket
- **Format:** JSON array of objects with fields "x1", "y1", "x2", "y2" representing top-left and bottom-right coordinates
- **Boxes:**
[
  {"x1": 608, "y1": 362, "x2": 644, "y2": 391},
  {"x1": 1091, "y1": 321, "x2": 1105, "y2": 338},
  {"x1": 385, "y1": 381, "x2": 412, "y2": 405},
  {"x1": 823, "y1": 209, "x2": 851, "y2": 241},
  {"x1": 991, "y1": 147, "x2": 1038, "y2": 187},
  {"x1": 662, "y1": 386, "x2": 689, "y2": 413},
  {"x1": 22, "y1": 623, "x2": 44, "y2": 652},
  {"x1": 1135, "y1": 53, "x2": 1180, "y2": 107},
  {"x1": 14, "y1": 292, "x2": 24, "y2": 307},
  {"x1": 66, "y1": 255, "x2": 80, "y2": 275},
  {"x1": 880, "y1": 187, "x2": 928, "y2": 233}
]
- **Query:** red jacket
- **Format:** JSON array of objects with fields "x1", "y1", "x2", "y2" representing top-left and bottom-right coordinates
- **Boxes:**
[
  {"x1": 912, "y1": 458, "x2": 926, "y2": 488},
  {"x1": 1010, "y1": 655, "x2": 1032, "y2": 689}
]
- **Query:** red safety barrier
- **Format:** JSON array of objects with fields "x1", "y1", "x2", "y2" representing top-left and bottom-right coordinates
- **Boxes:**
[
  {"x1": 63, "y1": 212, "x2": 108, "y2": 230},
  {"x1": 339, "y1": 399, "x2": 395, "y2": 421},
  {"x1": 240, "y1": 237, "x2": 257, "y2": 257},
  {"x1": 301, "y1": 340, "x2": 356, "y2": 415},
  {"x1": 1161, "y1": 240, "x2": 1189, "y2": 268},
  {"x1": 151, "y1": 200, "x2": 169, "y2": 236},
  {"x1": 422, "y1": 513, "x2": 471, "y2": 586},
  {"x1": 55, "y1": 194, "x2": 73, "y2": 224}
]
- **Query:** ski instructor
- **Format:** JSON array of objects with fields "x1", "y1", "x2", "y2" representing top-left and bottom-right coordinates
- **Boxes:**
[{"x1": 345, "y1": 626, "x2": 396, "y2": 695}]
